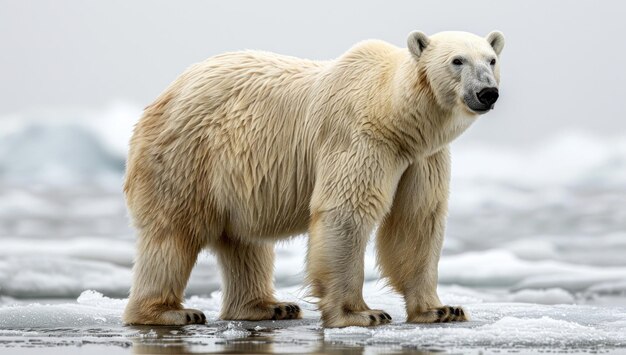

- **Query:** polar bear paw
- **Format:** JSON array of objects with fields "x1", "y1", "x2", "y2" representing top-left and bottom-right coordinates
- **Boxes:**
[
  {"x1": 270, "y1": 302, "x2": 302, "y2": 320},
  {"x1": 323, "y1": 309, "x2": 392, "y2": 328},
  {"x1": 124, "y1": 307, "x2": 206, "y2": 326},
  {"x1": 154, "y1": 308, "x2": 207, "y2": 325},
  {"x1": 221, "y1": 301, "x2": 302, "y2": 321},
  {"x1": 408, "y1": 305, "x2": 468, "y2": 323}
]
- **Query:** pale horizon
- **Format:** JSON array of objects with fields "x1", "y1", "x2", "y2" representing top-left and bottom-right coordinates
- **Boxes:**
[{"x1": 1, "y1": 0, "x2": 625, "y2": 147}]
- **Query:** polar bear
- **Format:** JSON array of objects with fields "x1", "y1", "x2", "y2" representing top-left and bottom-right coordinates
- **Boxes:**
[{"x1": 122, "y1": 30, "x2": 504, "y2": 328}]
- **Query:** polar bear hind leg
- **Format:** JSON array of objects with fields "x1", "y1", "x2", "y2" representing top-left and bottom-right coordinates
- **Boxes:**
[
  {"x1": 123, "y1": 227, "x2": 206, "y2": 325},
  {"x1": 216, "y1": 237, "x2": 302, "y2": 321}
]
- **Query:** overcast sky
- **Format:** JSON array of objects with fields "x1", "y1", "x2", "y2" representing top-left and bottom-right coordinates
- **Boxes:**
[{"x1": 1, "y1": 0, "x2": 625, "y2": 146}]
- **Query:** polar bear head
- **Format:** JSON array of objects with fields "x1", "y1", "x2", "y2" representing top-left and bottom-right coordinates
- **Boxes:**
[{"x1": 407, "y1": 30, "x2": 505, "y2": 115}]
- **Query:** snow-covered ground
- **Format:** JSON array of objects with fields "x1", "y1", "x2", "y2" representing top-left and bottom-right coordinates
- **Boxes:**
[{"x1": 1, "y1": 106, "x2": 625, "y2": 353}]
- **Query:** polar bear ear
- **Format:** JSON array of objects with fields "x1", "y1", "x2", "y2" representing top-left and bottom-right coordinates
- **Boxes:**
[
  {"x1": 486, "y1": 31, "x2": 505, "y2": 55},
  {"x1": 407, "y1": 31, "x2": 430, "y2": 59}
]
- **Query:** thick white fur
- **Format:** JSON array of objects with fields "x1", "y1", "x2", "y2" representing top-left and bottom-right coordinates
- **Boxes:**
[{"x1": 123, "y1": 31, "x2": 503, "y2": 327}]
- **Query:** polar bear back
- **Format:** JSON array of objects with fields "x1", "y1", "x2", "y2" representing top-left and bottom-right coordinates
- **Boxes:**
[{"x1": 126, "y1": 51, "x2": 328, "y2": 237}]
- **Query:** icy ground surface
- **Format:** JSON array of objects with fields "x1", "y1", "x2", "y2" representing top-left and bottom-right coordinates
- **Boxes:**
[
  {"x1": 1, "y1": 286, "x2": 626, "y2": 354},
  {"x1": 1, "y1": 108, "x2": 626, "y2": 353}
]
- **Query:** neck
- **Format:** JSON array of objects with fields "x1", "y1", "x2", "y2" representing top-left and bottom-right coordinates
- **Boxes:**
[{"x1": 384, "y1": 55, "x2": 478, "y2": 161}]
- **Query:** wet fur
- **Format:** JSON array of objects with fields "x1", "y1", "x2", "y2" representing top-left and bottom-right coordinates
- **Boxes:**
[{"x1": 123, "y1": 32, "x2": 502, "y2": 327}]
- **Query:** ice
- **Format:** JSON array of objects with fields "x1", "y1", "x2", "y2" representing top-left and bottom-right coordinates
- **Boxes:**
[
  {"x1": 220, "y1": 322, "x2": 251, "y2": 339},
  {"x1": 323, "y1": 290, "x2": 626, "y2": 349},
  {"x1": 0, "y1": 103, "x2": 139, "y2": 159},
  {"x1": 0, "y1": 124, "x2": 124, "y2": 187},
  {"x1": 84, "y1": 102, "x2": 142, "y2": 158},
  {"x1": 587, "y1": 280, "x2": 626, "y2": 296},
  {"x1": 506, "y1": 288, "x2": 575, "y2": 305},
  {"x1": 0, "y1": 257, "x2": 131, "y2": 298},
  {"x1": 0, "y1": 189, "x2": 59, "y2": 217},
  {"x1": 0, "y1": 291, "x2": 124, "y2": 328},
  {"x1": 0, "y1": 285, "x2": 624, "y2": 352},
  {"x1": 76, "y1": 290, "x2": 127, "y2": 309},
  {"x1": 451, "y1": 131, "x2": 626, "y2": 189},
  {"x1": 325, "y1": 316, "x2": 626, "y2": 348},
  {"x1": 0, "y1": 103, "x2": 138, "y2": 188},
  {"x1": 0, "y1": 237, "x2": 135, "y2": 266},
  {"x1": 1, "y1": 233, "x2": 625, "y2": 301},
  {"x1": 439, "y1": 249, "x2": 626, "y2": 293},
  {"x1": 0, "y1": 248, "x2": 225, "y2": 299}
]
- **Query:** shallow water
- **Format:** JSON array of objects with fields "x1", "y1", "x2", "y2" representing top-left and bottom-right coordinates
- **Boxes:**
[
  {"x1": 2, "y1": 304, "x2": 626, "y2": 354},
  {"x1": 1, "y1": 284, "x2": 626, "y2": 354}
]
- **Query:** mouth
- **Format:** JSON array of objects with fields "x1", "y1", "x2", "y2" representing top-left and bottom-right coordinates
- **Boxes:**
[
  {"x1": 463, "y1": 92, "x2": 497, "y2": 115},
  {"x1": 469, "y1": 106, "x2": 491, "y2": 114}
]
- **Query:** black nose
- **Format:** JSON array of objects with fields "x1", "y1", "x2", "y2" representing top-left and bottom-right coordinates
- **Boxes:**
[{"x1": 477, "y1": 87, "x2": 499, "y2": 106}]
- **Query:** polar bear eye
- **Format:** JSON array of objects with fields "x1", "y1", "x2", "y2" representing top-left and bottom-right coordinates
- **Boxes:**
[
  {"x1": 490, "y1": 58, "x2": 497, "y2": 66},
  {"x1": 452, "y1": 58, "x2": 463, "y2": 66}
]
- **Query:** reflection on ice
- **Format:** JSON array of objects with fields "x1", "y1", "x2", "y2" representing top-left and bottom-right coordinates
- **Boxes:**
[{"x1": 0, "y1": 287, "x2": 625, "y2": 352}]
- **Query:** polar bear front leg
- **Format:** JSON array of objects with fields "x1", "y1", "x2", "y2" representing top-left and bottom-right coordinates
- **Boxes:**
[
  {"x1": 308, "y1": 209, "x2": 392, "y2": 327},
  {"x1": 376, "y1": 147, "x2": 468, "y2": 323},
  {"x1": 307, "y1": 148, "x2": 403, "y2": 328}
]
